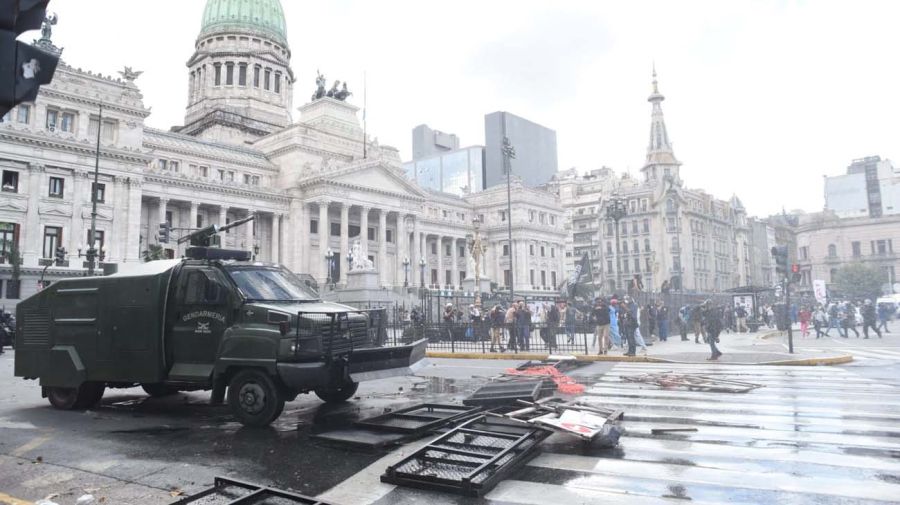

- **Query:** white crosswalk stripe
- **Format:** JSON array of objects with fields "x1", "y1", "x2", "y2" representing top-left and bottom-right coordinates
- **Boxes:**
[{"x1": 323, "y1": 363, "x2": 900, "y2": 504}]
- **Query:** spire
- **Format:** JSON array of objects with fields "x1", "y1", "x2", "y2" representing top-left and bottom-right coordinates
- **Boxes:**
[{"x1": 641, "y1": 65, "x2": 681, "y2": 184}]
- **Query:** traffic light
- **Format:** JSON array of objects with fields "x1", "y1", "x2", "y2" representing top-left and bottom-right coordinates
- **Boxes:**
[
  {"x1": 1, "y1": 1, "x2": 60, "y2": 116},
  {"x1": 771, "y1": 245, "x2": 788, "y2": 278},
  {"x1": 158, "y1": 222, "x2": 170, "y2": 244},
  {"x1": 54, "y1": 245, "x2": 65, "y2": 265}
]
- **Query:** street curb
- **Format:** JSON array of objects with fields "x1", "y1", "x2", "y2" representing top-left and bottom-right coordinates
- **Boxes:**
[
  {"x1": 425, "y1": 351, "x2": 667, "y2": 363},
  {"x1": 758, "y1": 354, "x2": 855, "y2": 366},
  {"x1": 425, "y1": 350, "x2": 854, "y2": 366}
]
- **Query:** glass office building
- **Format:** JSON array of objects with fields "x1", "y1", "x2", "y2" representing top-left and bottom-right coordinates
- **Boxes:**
[{"x1": 404, "y1": 146, "x2": 485, "y2": 196}]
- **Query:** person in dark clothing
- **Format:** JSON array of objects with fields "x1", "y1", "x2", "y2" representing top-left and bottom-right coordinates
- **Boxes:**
[
  {"x1": 877, "y1": 303, "x2": 892, "y2": 334},
  {"x1": 690, "y1": 304, "x2": 705, "y2": 344},
  {"x1": 543, "y1": 301, "x2": 561, "y2": 351},
  {"x1": 489, "y1": 305, "x2": 506, "y2": 353},
  {"x1": 678, "y1": 305, "x2": 690, "y2": 341},
  {"x1": 701, "y1": 300, "x2": 723, "y2": 360},
  {"x1": 862, "y1": 300, "x2": 882, "y2": 339},
  {"x1": 619, "y1": 301, "x2": 638, "y2": 356},
  {"x1": 592, "y1": 298, "x2": 611, "y2": 354},
  {"x1": 841, "y1": 307, "x2": 859, "y2": 338},
  {"x1": 657, "y1": 301, "x2": 669, "y2": 341},
  {"x1": 514, "y1": 301, "x2": 532, "y2": 351}
]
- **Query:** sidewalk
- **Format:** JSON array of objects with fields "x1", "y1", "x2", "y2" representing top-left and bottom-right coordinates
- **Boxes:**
[{"x1": 425, "y1": 327, "x2": 853, "y2": 365}]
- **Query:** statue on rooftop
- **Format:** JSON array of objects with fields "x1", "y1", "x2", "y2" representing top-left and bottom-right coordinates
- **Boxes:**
[{"x1": 311, "y1": 71, "x2": 327, "y2": 101}]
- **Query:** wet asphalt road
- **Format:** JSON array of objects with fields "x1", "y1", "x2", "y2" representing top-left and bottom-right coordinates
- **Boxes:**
[{"x1": 2, "y1": 353, "x2": 900, "y2": 504}]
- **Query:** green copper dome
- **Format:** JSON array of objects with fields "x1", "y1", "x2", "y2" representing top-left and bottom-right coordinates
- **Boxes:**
[{"x1": 200, "y1": 0, "x2": 288, "y2": 46}]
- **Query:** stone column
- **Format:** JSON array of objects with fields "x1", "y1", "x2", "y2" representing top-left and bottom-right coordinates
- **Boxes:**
[
  {"x1": 411, "y1": 217, "x2": 420, "y2": 286},
  {"x1": 23, "y1": 164, "x2": 43, "y2": 265},
  {"x1": 68, "y1": 171, "x2": 84, "y2": 260},
  {"x1": 247, "y1": 208, "x2": 256, "y2": 253},
  {"x1": 287, "y1": 199, "x2": 302, "y2": 273},
  {"x1": 271, "y1": 213, "x2": 281, "y2": 263},
  {"x1": 218, "y1": 205, "x2": 228, "y2": 248},
  {"x1": 378, "y1": 209, "x2": 387, "y2": 285},
  {"x1": 450, "y1": 236, "x2": 458, "y2": 288},
  {"x1": 318, "y1": 200, "x2": 330, "y2": 282},
  {"x1": 339, "y1": 203, "x2": 349, "y2": 283},
  {"x1": 189, "y1": 203, "x2": 199, "y2": 232},
  {"x1": 359, "y1": 206, "x2": 369, "y2": 258},
  {"x1": 436, "y1": 235, "x2": 443, "y2": 287},
  {"x1": 125, "y1": 177, "x2": 142, "y2": 263},
  {"x1": 397, "y1": 214, "x2": 407, "y2": 286}
]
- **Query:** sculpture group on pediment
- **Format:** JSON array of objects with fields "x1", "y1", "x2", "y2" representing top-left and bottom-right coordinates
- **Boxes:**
[{"x1": 311, "y1": 71, "x2": 352, "y2": 102}]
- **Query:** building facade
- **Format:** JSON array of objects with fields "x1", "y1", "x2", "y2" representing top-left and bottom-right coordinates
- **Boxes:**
[
  {"x1": 825, "y1": 156, "x2": 900, "y2": 219},
  {"x1": 483, "y1": 111, "x2": 558, "y2": 190},
  {"x1": 0, "y1": 0, "x2": 567, "y2": 307},
  {"x1": 403, "y1": 146, "x2": 484, "y2": 196},
  {"x1": 411, "y1": 124, "x2": 459, "y2": 161},
  {"x1": 549, "y1": 70, "x2": 752, "y2": 294},
  {"x1": 795, "y1": 211, "x2": 899, "y2": 294}
]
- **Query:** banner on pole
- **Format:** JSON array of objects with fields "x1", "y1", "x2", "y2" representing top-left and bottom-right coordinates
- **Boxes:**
[{"x1": 813, "y1": 279, "x2": 827, "y2": 305}]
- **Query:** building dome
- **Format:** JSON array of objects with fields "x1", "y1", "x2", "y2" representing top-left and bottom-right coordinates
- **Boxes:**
[{"x1": 200, "y1": 0, "x2": 287, "y2": 47}]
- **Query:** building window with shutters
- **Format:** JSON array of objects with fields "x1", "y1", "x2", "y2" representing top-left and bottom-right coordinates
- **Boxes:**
[{"x1": 43, "y1": 226, "x2": 62, "y2": 259}]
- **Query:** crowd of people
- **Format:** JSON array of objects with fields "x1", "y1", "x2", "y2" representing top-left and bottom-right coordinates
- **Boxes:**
[{"x1": 400, "y1": 295, "x2": 895, "y2": 360}]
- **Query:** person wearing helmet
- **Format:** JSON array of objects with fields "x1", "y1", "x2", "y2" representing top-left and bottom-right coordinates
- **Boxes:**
[{"x1": 861, "y1": 299, "x2": 882, "y2": 339}]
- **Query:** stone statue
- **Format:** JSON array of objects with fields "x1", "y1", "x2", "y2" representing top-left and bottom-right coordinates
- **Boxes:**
[
  {"x1": 326, "y1": 80, "x2": 340, "y2": 98},
  {"x1": 41, "y1": 13, "x2": 57, "y2": 40},
  {"x1": 335, "y1": 82, "x2": 352, "y2": 101},
  {"x1": 311, "y1": 71, "x2": 327, "y2": 101},
  {"x1": 118, "y1": 66, "x2": 143, "y2": 82},
  {"x1": 349, "y1": 240, "x2": 374, "y2": 272}
]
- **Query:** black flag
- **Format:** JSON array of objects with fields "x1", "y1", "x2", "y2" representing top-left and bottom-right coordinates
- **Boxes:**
[{"x1": 563, "y1": 253, "x2": 592, "y2": 300}]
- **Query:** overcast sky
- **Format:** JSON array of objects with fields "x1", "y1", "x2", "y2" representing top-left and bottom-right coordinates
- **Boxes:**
[{"x1": 32, "y1": 0, "x2": 900, "y2": 217}]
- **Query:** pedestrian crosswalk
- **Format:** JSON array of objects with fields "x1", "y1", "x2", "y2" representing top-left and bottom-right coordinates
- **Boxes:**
[
  {"x1": 321, "y1": 362, "x2": 900, "y2": 504},
  {"x1": 843, "y1": 347, "x2": 900, "y2": 361}
]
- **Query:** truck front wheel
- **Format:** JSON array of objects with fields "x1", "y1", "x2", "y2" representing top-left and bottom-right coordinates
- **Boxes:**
[
  {"x1": 46, "y1": 382, "x2": 105, "y2": 410},
  {"x1": 227, "y1": 370, "x2": 285, "y2": 427},
  {"x1": 314, "y1": 380, "x2": 359, "y2": 403}
]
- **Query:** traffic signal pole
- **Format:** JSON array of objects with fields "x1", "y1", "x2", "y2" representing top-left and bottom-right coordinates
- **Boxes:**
[{"x1": 785, "y1": 276, "x2": 793, "y2": 353}]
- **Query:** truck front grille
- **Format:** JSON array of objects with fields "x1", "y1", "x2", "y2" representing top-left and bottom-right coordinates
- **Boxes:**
[
  {"x1": 21, "y1": 308, "x2": 51, "y2": 346},
  {"x1": 324, "y1": 318, "x2": 370, "y2": 355}
]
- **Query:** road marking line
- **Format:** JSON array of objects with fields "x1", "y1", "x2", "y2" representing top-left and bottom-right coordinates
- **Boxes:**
[
  {"x1": 12, "y1": 433, "x2": 53, "y2": 458},
  {"x1": 0, "y1": 491, "x2": 33, "y2": 505}
]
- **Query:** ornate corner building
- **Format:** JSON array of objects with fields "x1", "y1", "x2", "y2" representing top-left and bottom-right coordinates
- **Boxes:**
[
  {"x1": 0, "y1": 0, "x2": 568, "y2": 305},
  {"x1": 549, "y1": 68, "x2": 754, "y2": 293}
]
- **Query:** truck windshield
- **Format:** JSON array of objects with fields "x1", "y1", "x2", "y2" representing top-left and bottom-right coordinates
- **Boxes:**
[{"x1": 226, "y1": 267, "x2": 319, "y2": 302}]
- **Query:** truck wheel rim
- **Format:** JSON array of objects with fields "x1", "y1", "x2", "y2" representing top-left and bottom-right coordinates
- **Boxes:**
[{"x1": 239, "y1": 383, "x2": 266, "y2": 415}]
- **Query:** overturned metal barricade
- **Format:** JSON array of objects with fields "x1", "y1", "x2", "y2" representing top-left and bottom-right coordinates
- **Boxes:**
[
  {"x1": 171, "y1": 476, "x2": 335, "y2": 504},
  {"x1": 381, "y1": 414, "x2": 551, "y2": 497}
]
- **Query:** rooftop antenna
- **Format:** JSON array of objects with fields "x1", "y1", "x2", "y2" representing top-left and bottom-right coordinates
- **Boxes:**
[{"x1": 362, "y1": 70, "x2": 367, "y2": 159}]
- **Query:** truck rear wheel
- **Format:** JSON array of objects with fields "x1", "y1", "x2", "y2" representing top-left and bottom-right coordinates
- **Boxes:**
[
  {"x1": 46, "y1": 382, "x2": 105, "y2": 410},
  {"x1": 227, "y1": 369, "x2": 285, "y2": 427},
  {"x1": 314, "y1": 380, "x2": 359, "y2": 403}
]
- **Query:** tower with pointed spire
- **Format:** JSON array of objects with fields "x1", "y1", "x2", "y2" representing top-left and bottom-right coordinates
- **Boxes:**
[{"x1": 641, "y1": 65, "x2": 681, "y2": 185}]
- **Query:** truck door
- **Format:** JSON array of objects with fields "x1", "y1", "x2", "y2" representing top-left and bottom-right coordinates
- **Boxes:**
[{"x1": 168, "y1": 267, "x2": 231, "y2": 378}]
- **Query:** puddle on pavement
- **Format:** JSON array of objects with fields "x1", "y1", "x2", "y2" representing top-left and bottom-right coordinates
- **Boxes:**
[{"x1": 109, "y1": 425, "x2": 191, "y2": 435}]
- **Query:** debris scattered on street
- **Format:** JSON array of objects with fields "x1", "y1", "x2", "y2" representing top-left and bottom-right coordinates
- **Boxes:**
[
  {"x1": 463, "y1": 380, "x2": 544, "y2": 407},
  {"x1": 505, "y1": 363, "x2": 586, "y2": 394},
  {"x1": 171, "y1": 476, "x2": 335, "y2": 504},
  {"x1": 76, "y1": 494, "x2": 96, "y2": 505},
  {"x1": 381, "y1": 414, "x2": 551, "y2": 497},
  {"x1": 621, "y1": 372, "x2": 764, "y2": 393},
  {"x1": 500, "y1": 399, "x2": 622, "y2": 447},
  {"x1": 651, "y1": 427, "x2": 699, "y2": 434}
]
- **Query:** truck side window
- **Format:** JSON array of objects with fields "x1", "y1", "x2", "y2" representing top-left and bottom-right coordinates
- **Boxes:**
[{"x1": 182, "y1": 270, "x2": 224, "y2": 305}]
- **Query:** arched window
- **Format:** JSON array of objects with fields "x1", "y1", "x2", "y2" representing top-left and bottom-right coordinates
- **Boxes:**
[{"x1": 827, "y1": 244, "x2": 837, "y2": 258}]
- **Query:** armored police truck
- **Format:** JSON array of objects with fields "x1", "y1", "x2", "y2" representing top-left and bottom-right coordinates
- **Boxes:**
[{"x1": 14, "y1": 218, "x2": 426, "y2": 427}]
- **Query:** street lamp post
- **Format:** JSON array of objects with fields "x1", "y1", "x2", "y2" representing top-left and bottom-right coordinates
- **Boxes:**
[
  {"x1": 325, "y1": 248, "x2": 334, "y2": 289},
  {"x1": 605, "y1": 192, "x2": 628, "y2": 294},
  {"x1": 403, "y1": 256, "x2": 410, "y2": 287},
  {"x1": 469, "y1": 216, "x2": 487, "y2": 309},
  {"x1": 502, "y1": 135, "x2": 516, "y2": 301},
  {"x1": 86, "y1": 104, "x2": 103, "y2": 276},
  {"x1": 418, "y1": 257, "x2": 426, "y2": 288}
]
